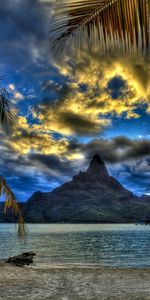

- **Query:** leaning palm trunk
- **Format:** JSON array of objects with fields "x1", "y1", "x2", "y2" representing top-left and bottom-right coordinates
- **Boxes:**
[
  {"x1": 49, "y1": 0, "x2": 150, "y2": 58},
  {"x1": 0, "y1": 176, "x2": 27, "y2": 239}
]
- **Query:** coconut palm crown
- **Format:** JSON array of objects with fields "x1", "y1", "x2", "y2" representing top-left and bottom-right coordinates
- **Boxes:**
[{"x1": 49, "y1": 0, "x2": 150, "y2": 57}]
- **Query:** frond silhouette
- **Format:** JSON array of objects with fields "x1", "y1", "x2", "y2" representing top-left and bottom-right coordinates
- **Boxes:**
[
  {"x1": 0, "y1": 88, "x2": 17, "y2": 133},
  {"x1": 49, "y1": 0, "x2": 150, "y2": 57},
  {"x1": 0, "y1": 176, "x2": 27, "y2": 239},
  {"x1": 0, "y1": 80, "x2": 26, "y2": 239}
]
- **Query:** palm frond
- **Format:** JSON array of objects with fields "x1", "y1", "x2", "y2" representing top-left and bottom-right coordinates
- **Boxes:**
[
  {"x1": 0, "y1": 176, "x2": 27, "y2": 239},
  {"x1": 0, "y1": 88, "x2": 17, "y2": 133},
  {"x1": 49, "y1": 0, "x2": 150, "y2": 57}
]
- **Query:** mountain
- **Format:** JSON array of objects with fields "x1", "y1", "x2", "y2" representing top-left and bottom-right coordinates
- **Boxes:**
[
  {"x1": 22, "y1": 155, "x2": 150, "y2": 223},
  {"x1": 0, "y1": 202, "x2": 24, "y2": 223}
]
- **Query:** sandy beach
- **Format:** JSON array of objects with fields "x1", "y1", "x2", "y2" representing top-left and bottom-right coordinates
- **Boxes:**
[{"x1": 0, "y1": 263, "x2": 150, "y2": 300}]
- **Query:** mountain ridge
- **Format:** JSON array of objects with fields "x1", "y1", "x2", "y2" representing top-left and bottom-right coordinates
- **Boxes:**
[
  {"x1": 0, "y1": 155, "x2": 150, "y2": 223},
  {"x1": 21, "y1": 155, "x2": 150, "y2": 223}
]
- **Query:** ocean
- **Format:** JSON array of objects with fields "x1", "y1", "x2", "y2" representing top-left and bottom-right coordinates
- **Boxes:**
[{"x1": 0, "y1": 224, "x2": 150, "y2": 268}]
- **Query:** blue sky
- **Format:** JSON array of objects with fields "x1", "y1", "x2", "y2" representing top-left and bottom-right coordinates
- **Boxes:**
[{"x1": 0, "y1": 0, "x2": 150, "y2": 201}]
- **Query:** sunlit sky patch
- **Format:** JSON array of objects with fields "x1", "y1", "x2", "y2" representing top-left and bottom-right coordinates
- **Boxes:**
[{"x1": 0, "y1": 0, "x2": 150, "y2": 201}]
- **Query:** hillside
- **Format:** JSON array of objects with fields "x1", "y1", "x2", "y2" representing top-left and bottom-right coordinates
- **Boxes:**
[{"x1": 22, "y1": 155, "x2": 150, "y2": 223}]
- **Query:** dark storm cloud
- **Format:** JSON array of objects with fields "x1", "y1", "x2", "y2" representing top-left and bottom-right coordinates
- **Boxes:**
[
  {"x1": 58, "y1": 111, "x2": 102, "y2": 136},
  {"x1": 29, "y1": 153, "x2": 76, "y2": 175},
  {"x1": 0, "y1": 149, "x2": 73, "y2": 201},
  {"x1": 111, "y1": 158, "x2": 150, "y2": 195},
  {"x1": 39, "y1": 81, "x2": 75, "y2": 107},
  {"x1": 24, "y1": 137, "x2": 150, "y2": 197},
  {"x1": 68, "y1": 137, "x2": 150, "y2": 163},
  {"x1": 1, "y1": 135, "x2": 150, "y2": 200},
  {"x1": 0, "y1": 151, "x2": 38, "y2": 200},
  {"x1": 42, "y1": 81, "x2": 73, "y2": 99}
]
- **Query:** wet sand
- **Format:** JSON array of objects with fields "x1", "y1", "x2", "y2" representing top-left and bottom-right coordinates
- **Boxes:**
[{"x1": 0, "y1": 263, "x2": 150, "y2": 300}]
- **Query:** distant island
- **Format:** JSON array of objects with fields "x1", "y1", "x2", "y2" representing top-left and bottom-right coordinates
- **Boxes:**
[{"x1": 1, "y1": 155, "x2": 150, "y2": 223}]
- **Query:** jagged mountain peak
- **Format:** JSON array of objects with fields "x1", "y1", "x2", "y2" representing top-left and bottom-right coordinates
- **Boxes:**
[
  {"x1": 23, "y1": 154, "x2": 150, "y2": 223},
  {"x1": 87, "y1": 154, "x2": 109, "y2": 177},
  {"x1": 92, "y1": 154, "x2": 104, "y2": 164}
]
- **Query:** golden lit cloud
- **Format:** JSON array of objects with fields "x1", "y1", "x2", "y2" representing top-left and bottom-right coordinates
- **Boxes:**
[
  {"x1": 5, "y1": 116, "x2": 70, "y2": 157},
  {"x1": 4, "y1": 54, "x2": 150, "y2": 161},
  {"x1": 30, "y1": 54, "x2": 150, "y2": 138}
]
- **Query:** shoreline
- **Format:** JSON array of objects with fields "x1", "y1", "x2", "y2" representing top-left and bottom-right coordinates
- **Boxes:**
[{"x1": 0, "y1": 263, "x2": 150, "y2": 300}]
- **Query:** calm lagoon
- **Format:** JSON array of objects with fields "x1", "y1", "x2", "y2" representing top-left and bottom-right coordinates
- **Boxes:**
[{"x1": 0, "y1": 223, "x2": 150, "y2": 268}]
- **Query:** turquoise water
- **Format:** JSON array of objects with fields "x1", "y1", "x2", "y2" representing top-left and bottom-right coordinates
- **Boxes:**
[{"x1": 0, "y1": 224, "x2": 150, "y2": 268}]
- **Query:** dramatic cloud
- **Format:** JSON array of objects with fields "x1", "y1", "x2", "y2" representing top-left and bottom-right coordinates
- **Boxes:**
[
  {"x1": 77, "y1": 137, "x2": 150, "y2": 163},
  {"x1": 3, "y1": 116, "x2": 69, "y2": 156},
  {"x1": 30, "y1": 53, "x2": 150, "y2": 138},
  {"x1": 0, "y1": 0, "x2": 150, "y2": 200},
  {"x1": 111, "y1": 158, "x2": 150, "y2": 196}
]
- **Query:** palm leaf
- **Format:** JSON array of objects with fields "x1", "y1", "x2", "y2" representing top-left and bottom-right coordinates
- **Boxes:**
[
  {"x1": 49, "y1": 0, "x2": 150, "y2": 57},
  {"x1": 0, "y1": 81, "x2": 22, "y2": 237},
  {"x1": 0, "y1": 176, "x2": 27, "y2": 239},
  {"x1": 0, "y1": 88, "x2": 17, "y2": 133}
]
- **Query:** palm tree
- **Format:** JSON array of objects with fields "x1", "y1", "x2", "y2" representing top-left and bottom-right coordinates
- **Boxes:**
[
  {"x1": 0, "y1": 84, "x2": 26, "y2": 238},
  {"x1": 49, "y1": 0, "x2": 150, "y2": 57},
  {"x1": 0, "y1": 86, "x2": 16, "y2": 132}
]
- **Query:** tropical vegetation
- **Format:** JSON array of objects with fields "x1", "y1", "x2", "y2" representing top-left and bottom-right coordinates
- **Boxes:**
[
  {"x1": 0, "y1": 83, "x2": 26, "y2": 238},
  {"x1": 49, "y1": 0, "x2": 150, "y2": 57}
]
